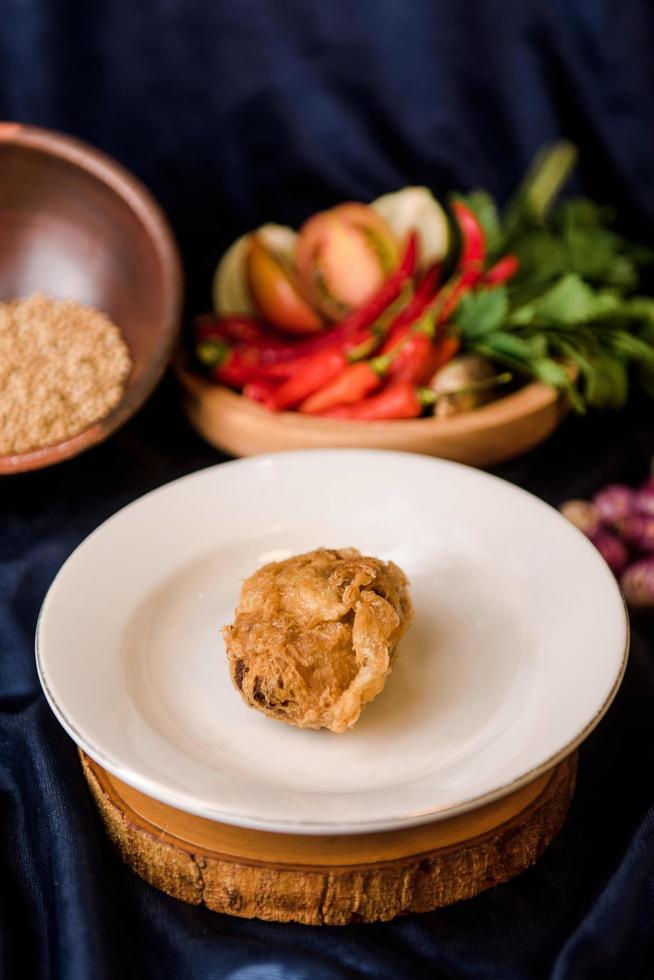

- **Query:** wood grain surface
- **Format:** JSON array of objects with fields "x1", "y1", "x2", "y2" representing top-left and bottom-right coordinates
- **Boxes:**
[{"x1": 81, "y1": 751, "x2": 576, "y2": 925}]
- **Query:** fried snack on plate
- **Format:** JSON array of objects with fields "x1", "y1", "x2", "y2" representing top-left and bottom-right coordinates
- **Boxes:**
[{"x1": 223, "y1": 548, "x2": 413, "y2": 733}]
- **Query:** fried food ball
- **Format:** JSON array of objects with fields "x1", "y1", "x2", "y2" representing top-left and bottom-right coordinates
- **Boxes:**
[{"x1": 223, "y1": 548, "x2": 413, "y2": 733}]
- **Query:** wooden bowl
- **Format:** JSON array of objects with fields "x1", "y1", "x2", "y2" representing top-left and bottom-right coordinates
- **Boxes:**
[
  {"x1": 0, "y1": 123, "x2": 182, "y2": 474},
  {"x1": 177, "y1": 360, "x2": 570, "y2": 467}
]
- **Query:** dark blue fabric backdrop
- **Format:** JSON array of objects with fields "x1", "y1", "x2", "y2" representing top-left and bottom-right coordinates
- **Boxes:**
[{"x1": 2, "y1": 2, "x2": 654, "y2": 977}]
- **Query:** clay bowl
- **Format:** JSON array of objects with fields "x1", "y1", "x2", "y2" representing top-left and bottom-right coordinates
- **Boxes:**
[
  {"x1": 176, "y1": 359, "x2": 570, "y2": 467},
  {"x1": 0, "y1": 123, "x2": 182, "y2": 474}
]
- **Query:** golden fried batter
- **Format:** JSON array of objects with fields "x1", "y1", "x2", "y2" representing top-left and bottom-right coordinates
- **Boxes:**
[{"x1": 223, "y1": 548, "x2": 413, "y2": 733}]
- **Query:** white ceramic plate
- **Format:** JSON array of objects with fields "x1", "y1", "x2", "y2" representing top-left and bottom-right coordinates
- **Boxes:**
[{"x1": 36, "y1": 450, "x2": 628, "y2": 835}]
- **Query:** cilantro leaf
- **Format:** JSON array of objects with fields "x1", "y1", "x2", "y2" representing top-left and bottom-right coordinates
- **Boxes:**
[
  {"x1": 510, "y1": 274, "x2": 620, "y2": 326},
  {"x1": 512, "y1": 231, "x2": 566, "y2": 288},
  {"x1": 554, "y1": 198, "x2": 610, "y2": 231},
  {"x1": 622, "y1": 297, "x2": 654, "y2": 332},
  {"x1": 604, "y1": 256, "x2": 638, "y2": 290},
  {"x1": 585, "y1": 353, "x2": 629, "y2": 409},
  {"x1": 471, "y1": 329, "x2": 584, "y2": 410},
  {"x1": 454, "y1": 288, "x2": 508, "y2": 340},
  {"x1": 626, "y1": 242, "x2": 654, "y2": 266},
  {"x1": 503, "y1": 142, "x2": 577, "y2": 241}
]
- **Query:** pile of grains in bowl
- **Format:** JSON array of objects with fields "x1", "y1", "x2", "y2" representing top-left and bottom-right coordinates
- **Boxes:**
[{"x1": 0, "y1": 294, "x2": 131, "y2": 455}]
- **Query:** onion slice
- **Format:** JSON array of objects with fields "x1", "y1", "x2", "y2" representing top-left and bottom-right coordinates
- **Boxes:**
[
  {"x1": 213, "y1": 223, "x2": 298, "y2": 316},
  {"x1": 371, "y1": 186, "x2": 450, "y2": 268}
]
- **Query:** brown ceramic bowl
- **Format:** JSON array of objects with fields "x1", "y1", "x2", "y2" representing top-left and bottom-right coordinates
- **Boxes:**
[
  {"x1": 0, "y1": 123, "x2": 182, "y2": 474},
  {"x1": 176, "y1": 358, "x2": 570, "y2": 467}
]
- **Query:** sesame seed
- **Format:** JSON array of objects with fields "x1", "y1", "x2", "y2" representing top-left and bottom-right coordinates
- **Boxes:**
[{"x1": 0, "y1": 294, "x2": 132, "y2": 454}]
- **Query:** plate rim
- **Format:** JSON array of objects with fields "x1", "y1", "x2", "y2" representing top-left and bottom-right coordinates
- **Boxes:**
[{"x1": 35, "y1": 449, "x2": 630, "y2": 834}]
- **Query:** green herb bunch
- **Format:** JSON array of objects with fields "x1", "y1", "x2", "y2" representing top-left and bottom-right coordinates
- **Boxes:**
[{"x1": 453, "y1": 144, "x2": 654, "y2": 411}]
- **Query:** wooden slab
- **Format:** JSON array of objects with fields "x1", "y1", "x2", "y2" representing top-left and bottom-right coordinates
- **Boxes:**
[{"x1": 81, "y1": 751, "x2": 576, "y2": 925}]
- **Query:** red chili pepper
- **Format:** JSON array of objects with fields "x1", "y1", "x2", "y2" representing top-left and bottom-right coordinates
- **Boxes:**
[
  {"x1": 243, "y1": 322, "x2": 377, "y2": 375},
  {"x1": 389, "y1": 329, "x2": 459, "y2": 386},
  {"x1": 195, "y1": 338, "x2": 293, "y2": 387},
  {"x1": 380, "y1": 323, "x2": 409, "y2": 354},
  {"x1": 385, "y1": 332, "x2": 434, "y2": 385},
  {"x1": 415, "y1": 262, "x2": 441, "y2": 300},
  {"x1": 196, "y1": 315, "x2": 275, "y2": 346},
  {"x1": 267, "y1": 349, "x2": 347, "y2": 411},
  {"x1": 433, "y1": 264, "x2": 487, "y2": 325},
  {"x1": 195, "y1": 338, "x2": 248, "y2": 384},
  {"x1": 195, "y1": 317, "x2": 303, "y2": 371},
  {"x1": 321, "y1": 382, "x2": 435, "y2": 421},
  {"x1": 243, "y1": 378, "x2": 281, "y2": 403},
  {"x1": 335, "y1": 323, "x2": 385, "y2": 358},
  {"x1": 398, "y1": 231, "x2": 419, "y2": 277},
  {"x1": 435, "y1": 276, "x2": 466, "y2": 324},
  {"x1": 417, "y1": 345, "x2": 444, "y2": 385},
  {"x1": 261, "y1": 357, "x2": 314, "y2": 379},
  {"x1": 299, "y1": 361, "x2": 382, "y2": 414},
  {"x1": 265, "y1": 321, "x2": 382, "y2": 375},
  {"x1": 431, "y1": 334, "x2": 461, "y2": 372},
  {"x1": 215, "y1": 355, "x2": 271, "y2": 388},
  {"x1": 484, "y1": 254, "x2": 520, "y2": 286},
  {"x1": 380, "y1": 281, "x2": 435, "y2": 354},
  {"x1": 451, "y1": 200, "x2": 486, "y2": 269},
  {"x1": 432, "y1": 203, "x2": 486, "y2": 324},
  {"x1": 380, "y1": 303, "x2": 423, "y2": 353},
  {"x1": 300, "y1": 299, "x2": 438, "y2": 413}
]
